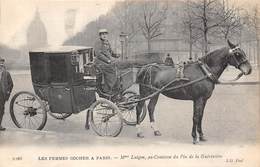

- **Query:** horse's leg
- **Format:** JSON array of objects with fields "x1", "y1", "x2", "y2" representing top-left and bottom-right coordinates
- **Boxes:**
[
  {"x1": 85, "y1": 109, "x2": 90, "y2": 130},
  {"x1": 136, "y1": 84, "x2": 149, "y2": 138},
  {"x1": 148, "y1": 94, "x2": 161, "y2": 136},
  {"x1": 136, "y1": 100, "x2": 145, "y2": 138},
  {"x1": 192, "y1": 97, "x2": 204, "y2": 144},
  {"x1": 197, "y1": 99, "x2": 207, "y2": 142}
]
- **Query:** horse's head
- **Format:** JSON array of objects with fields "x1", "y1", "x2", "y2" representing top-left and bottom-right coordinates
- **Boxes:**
[{"x1": 227, "y1": 40, "x2": 252, "y2": 75}]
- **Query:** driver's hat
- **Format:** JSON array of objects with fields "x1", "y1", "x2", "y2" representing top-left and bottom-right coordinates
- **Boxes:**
[
  {"x1": 0, "y1": 57, "x2": 5, "y2": 65},
  {"x1": 0, "y1": 57, "x2": 5, "y2": 62},
  {"x1": 98, "y1": 29, "x2": 108, "y2": 35}
]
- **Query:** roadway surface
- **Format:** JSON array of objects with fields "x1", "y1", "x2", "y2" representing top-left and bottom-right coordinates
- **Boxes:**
[
  {"x1": 0, "y1": 68, "x2": 259, "y2": 167},
  {"x1": 0, "y1": 67, "x2": 259, "y2": 145}
]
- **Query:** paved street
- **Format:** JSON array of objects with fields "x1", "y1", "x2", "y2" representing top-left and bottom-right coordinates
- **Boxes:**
[
  {"x1": 0, "y1": 68, "x2": 259, "y2": 167},
  {"x1": 0, "y1": 68, "x2": 259, "y2": 146}
]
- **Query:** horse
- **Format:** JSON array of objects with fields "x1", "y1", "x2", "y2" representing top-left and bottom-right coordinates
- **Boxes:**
[{"x1": 135, "y1": 40, "x2": 252, "y2": 144}]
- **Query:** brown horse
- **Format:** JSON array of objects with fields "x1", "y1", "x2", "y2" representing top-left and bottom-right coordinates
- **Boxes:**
[{"x1": 135, "y1": 40, "x2": 252, "y2": 144}]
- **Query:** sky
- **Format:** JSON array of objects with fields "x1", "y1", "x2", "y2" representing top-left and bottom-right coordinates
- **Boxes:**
[
  {"x1": 0, "y1": 0, "x2": 118, "y2": 48},
  {"x1": 0, "y1": 0, "x2": 259, "y2": 49}
]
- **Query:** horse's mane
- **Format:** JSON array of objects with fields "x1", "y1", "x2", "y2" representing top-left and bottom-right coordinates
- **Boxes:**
[{"x1": 200, "y1": 47, "x2": 229, "y2": 63}]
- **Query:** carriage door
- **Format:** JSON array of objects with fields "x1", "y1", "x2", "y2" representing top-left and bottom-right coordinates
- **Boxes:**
[
  {"x1": 49, "y1": 86, "x2": 73, "y2": 114},
  {"x1": 73, "y1": 86, "x2": 96, "y2": 113},
  {"x1": 72, "y1": 51, "x2": 96, "y2": 113}
]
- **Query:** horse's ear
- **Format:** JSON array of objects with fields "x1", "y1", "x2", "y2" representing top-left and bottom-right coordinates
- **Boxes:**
[{"x1": 227, "y1": 39, "x2": 236, "y2": 49}]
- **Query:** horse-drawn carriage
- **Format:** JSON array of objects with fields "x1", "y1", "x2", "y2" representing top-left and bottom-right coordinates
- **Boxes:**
[
  {"x1": 9, "y1": 40, "x2": 252, "y2": 143},
  {"x1": 9, "y1": 46, "x2": 146, "y2": 137}
]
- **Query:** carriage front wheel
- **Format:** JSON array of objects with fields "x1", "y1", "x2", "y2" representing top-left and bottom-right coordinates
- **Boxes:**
[
  {"x1": 121, "y1": 90, "x2": 147, "y2": 126},
  {"x1": 9, "y1": 91, "x2": 47, "y2": 130},
  {"x1": 89, "y1": 98, "x2": 123, "y2": 137}
]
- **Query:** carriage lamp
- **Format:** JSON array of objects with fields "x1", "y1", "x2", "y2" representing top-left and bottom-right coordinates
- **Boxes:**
[{"x1": 120, "y1": 32, "x2": 128, "y2": 61}]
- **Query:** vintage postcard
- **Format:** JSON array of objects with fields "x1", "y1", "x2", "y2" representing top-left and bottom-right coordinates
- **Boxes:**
[{"x1": 0, "y1": 0, "x2": 259, "y2": 166}]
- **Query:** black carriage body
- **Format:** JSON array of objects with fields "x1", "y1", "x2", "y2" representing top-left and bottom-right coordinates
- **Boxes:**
[{"x1": 29, "y1": 46, "x2": 96, "y2": 114}]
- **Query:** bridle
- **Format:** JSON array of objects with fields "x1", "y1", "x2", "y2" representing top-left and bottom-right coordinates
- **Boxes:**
[
  {"x1": 197, "y1": 46, "x2": 248, "y2": 84},
  {"x1": 228, "y1": 47, "x2": 248, "y2": 69},
  {"x1": 213, "y1": 46, "x2": 248, "y2": 83}
]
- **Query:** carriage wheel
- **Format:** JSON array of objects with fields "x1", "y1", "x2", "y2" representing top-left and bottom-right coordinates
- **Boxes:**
[
  {"x1": 9, "y1": 91, "x2": 47, "y2": 130},
  {"x1": 48, "y1": 112, "x2": 72, "y2": 120},
  {"x1": 90, "y1": 98, "x2": 123, "y2": 137},
  {"x1": 120, "y1": 90, "x2": 147, "y2": 126}
]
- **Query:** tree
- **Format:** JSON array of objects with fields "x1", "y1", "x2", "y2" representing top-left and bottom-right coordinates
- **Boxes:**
[
  {"x1": 181, "y1": 0, "x2": 202, "y2": 60},
  {"x1": 184, "y1": 0, "x2": 243, "y2": 56},
  {"x1": 217, "y1": 0, "x2": 243, "y2": 40},
  {"x1": 64, "y1": 13, "x2": 119, "y2": 48},
  {"x1": 113, "y1": 1, "x2": 140, "y2": 40},
  {"x1": 112, "y1": 0, "x2": 140, "y2": 58},
  {"x1": 246, "y1": 5, "x2": 260, "y2": 67},
  {"x1": 137, "y1": 0, "x2": 168, "y2": 53}
]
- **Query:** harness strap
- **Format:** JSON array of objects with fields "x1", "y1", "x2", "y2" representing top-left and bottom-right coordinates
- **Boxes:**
[
  {"x1": 164, "y1": 76, "x2": 207, "y2": 91},
  {"x1": 120, "y1": 60, "x2": 244, "y2": 106},
  {"x1": 198, "y1": 60, "x2": 219, "y2": 83},
  {"x1": 119, "y1": 75, "x2": 208, "y2": 106},
  {"x1": 198, "y1": 60, "x2": 244, "y2": 84}
]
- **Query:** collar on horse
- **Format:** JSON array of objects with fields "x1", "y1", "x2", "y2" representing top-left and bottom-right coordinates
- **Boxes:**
[
  {"x1": 198, "y1": 59, "x2": 243, "y2": 84},
  {"x1": 197, "y1": 60, "x2": 219, "y2": 83},
  {"x1": 198, "y1": 47, "x2": 244, "y2": 84}
]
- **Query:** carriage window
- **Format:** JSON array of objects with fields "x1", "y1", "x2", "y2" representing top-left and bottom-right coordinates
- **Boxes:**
[
  {"x1": 88, "y1": 48, "x2": 94, "y2": 62},
  {"x1": 49, "y1": 55, "x2": 68, "y2": 83},
  {"x1": 71, "y1": 49, "x2": 93, "y2": 82},
  {"x1": 30, "y1": 53, "x2": 50, "y2": 84},
  {"x1": 72, "y1": 53, "x2": 85, "y2": 73},
  {"x1": 83, "y1": 49, "x2": 94, "y2": 64},
  {"x1": 79, "y1": 53, "x2": 85, "y2": 73},
  {"x1": 72, "y1": 50, "x2": 93, "y2": 73}
]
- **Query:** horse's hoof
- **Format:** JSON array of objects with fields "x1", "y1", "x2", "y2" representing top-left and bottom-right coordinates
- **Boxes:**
[
  {"x1": 137, "y1": 133, "x2": 144, "y2": 138},
  {"x1": 85, "y1": 125, "x2": 89, "y2": 130},
  {"x1": 199, "y1": 136, "x2": 207, "y2": 142},
  {"x1": 193, "y1": 138, "x2": 198, "y2": 144},
  {"x1": 154, "y1": 130, "x2": 162, "y2": 136}
]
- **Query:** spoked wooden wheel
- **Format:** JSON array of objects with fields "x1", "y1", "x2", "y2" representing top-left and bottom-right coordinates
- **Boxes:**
[
  {"x1": 90, "y1": 98, "x2": 123, "y2": 137},
  {"x1": 9, "y1": 91, "x2": 47, "y2": 130},
  {"x1": 120, "y1": 90, "x2": 147, "y2": 126}
]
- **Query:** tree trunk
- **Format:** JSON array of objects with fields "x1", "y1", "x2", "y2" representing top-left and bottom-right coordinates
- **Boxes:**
[
  {"x1": 257, "y1": 39, "x2": 260, "y2": 68},
  {"x1": 147, "y1": 38, "x2": 151, "y2": 53},
  {"x1": 189, "y1": 24, "x2": 193, "y2": 60},
  {"x1": 189, "y1": 40, "x2": 193, "y2": 60},
  {"x1": 203, "y1": 31, "x2": 208, "y2": 56},
  {"x1": 202, "y1": 0, "x2": 208, "y2": 56},
  {"x1": 125, "y1": 40, "x2": 128, "y2": 60}
]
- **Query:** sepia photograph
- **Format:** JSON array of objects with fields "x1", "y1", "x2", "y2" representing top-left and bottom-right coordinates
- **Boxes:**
[{"x1": 0, "y1": 0, "x2": 259, "y2": 166}]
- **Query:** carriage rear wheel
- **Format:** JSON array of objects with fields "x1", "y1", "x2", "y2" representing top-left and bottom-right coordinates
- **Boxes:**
[
  {"x1": 9, "y1": 91, "x2": 47, "y2": 130},
  {"x1": 120, "y1": 90, "x2": 147, "y2": 126},
  {"x1": 90, "y1": 98, "x2": 123, "y2": 137}
]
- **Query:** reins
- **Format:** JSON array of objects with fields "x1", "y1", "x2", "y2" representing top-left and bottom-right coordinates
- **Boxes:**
[
  {"x1": 119, "y1": 57, "x2": 244, "y2": 106},
  {"x1": 197, "y1": 60, "x2": 244, "y2": 84},
  {"x1": 119, "y1": 62, "x2": 209, "y2": 106},
  {"x1": 216, "y1": 71, "x2": 243, "y2": 84},
  {"x1": 119, "y1": 75, "x2": 207, "y2": 106}
]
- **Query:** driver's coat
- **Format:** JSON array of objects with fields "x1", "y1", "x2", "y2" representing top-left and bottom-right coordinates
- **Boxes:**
[{"x1": 94, "y1": 39, "x2": 118, "y2": 92}]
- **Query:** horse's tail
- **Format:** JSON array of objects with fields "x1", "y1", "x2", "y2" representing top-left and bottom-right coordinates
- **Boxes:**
[
  {"x1": 136, "y1": 67, "x2": 148, "y2": 84},
  {"x1": 136, "y1": 63, "x2": 160, "y2": 84}
]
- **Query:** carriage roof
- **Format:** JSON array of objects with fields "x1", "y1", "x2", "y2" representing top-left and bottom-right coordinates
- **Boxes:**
[
  {"x1": 29, "y1": 45, "x2": 94, "y2": 87},
  {"x1": 29, "y1": 45, "x2": 93, "y2": 54}
]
